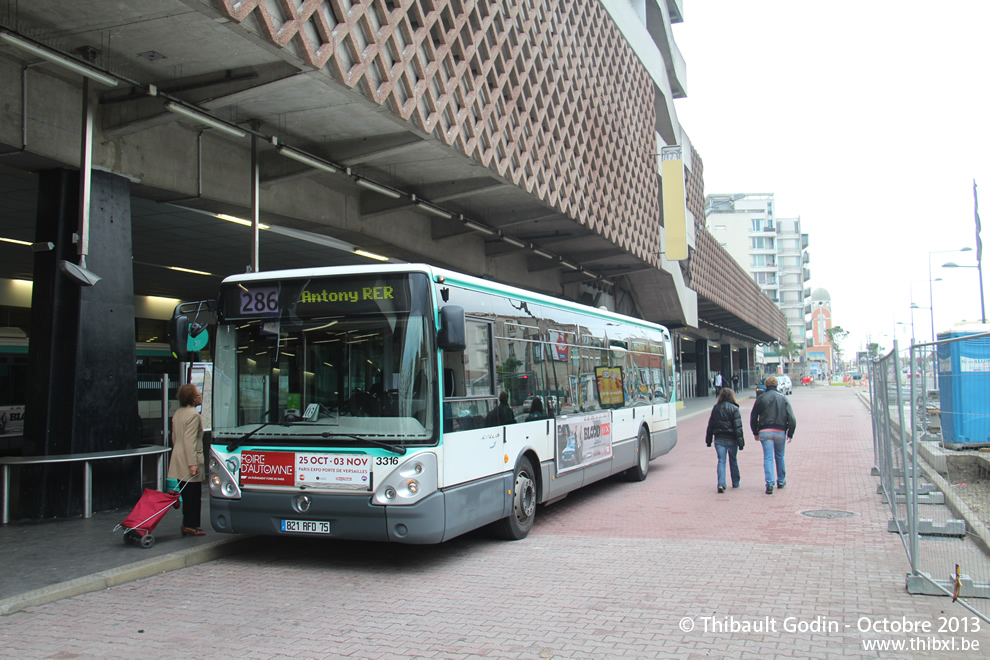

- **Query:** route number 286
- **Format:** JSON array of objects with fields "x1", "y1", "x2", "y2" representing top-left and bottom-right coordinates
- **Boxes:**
[{"x1": 240, "y1": 287, "x2": 279, "y2": 316}]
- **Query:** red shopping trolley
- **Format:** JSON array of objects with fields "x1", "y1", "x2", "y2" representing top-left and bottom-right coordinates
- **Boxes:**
[{"x1": 114, "y1": 481, "x2": 187, "y2": 549}]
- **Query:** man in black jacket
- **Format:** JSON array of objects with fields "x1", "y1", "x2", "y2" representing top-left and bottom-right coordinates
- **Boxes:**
[{"x1": 750, "y1": 376, "x2": 797, "y2": 494}]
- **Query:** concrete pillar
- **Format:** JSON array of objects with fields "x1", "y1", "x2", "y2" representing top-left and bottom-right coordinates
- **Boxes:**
[
  {"x1": 21, "y1": 169, "x2": 140, "y2": 519},
  {"x1": 741, "y1": 348, "x2": 752, "y2": 389},
  {"x1": 720, "y1": 343, "x2": 732, "y2": 389},
  {"x1": 695, "y1": 340, "x2": 709, "y2": 397}
]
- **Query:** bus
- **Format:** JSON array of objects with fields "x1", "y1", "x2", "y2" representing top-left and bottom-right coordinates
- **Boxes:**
[{"x1": 176, "y1": 264, "x2": 677, "y2": 543}]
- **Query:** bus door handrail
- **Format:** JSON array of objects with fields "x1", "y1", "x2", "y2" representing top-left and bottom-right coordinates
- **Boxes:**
[{"x1": 0, "y1": 445, "x2": 172, "y2": 525}]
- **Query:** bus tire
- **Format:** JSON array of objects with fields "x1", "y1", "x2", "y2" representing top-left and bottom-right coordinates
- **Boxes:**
[
  {"x1": 624, "y1": 426, "x2": 650, "y2": 482},
  {"x1": 493, "y1": 456, "x2": 537, "y2": 540}
]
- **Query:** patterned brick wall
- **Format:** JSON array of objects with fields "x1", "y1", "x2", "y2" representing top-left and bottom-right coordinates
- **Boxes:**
[
  {"x1": 687, "y1": 146, "x2": 787, "y2": 340},
  {"x1": 218, "y1": 0, "x2": 661, "y2": 264}
]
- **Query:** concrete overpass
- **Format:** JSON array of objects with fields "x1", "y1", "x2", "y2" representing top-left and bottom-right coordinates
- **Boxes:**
[{"x1": 0, "y1": 0, "x2": 786, "y2": 518}]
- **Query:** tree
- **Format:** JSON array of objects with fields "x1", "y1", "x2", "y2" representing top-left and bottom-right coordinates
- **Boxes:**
[
  {"x1": 867, "y1": 342, "x2": 883, "y2": 359},
  {"x1": 825, "y1": 326, "x2": 849, "y2": 372},
  {"x1": 776, "y1": 328, "x2": 802, "y2": 373}
]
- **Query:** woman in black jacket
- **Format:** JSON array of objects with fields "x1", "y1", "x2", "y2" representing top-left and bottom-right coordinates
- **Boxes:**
[{"x1": 705, "y1": 387, "x2": 745, "y2": 493}]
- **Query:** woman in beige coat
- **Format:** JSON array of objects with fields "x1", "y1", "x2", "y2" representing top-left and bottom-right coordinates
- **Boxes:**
[{"x1": 168, "y1": 383, "x2": 206, "y2": 535}]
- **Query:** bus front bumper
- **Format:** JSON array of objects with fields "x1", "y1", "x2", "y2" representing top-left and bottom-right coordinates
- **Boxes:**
[{"x1": 211, "y1": 489, "x2": 446, "y2": 544}]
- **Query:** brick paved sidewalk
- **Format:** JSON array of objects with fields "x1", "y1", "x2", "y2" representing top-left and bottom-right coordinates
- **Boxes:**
[{"x1": 1, "y1": 386, "x2": 988, "y2": 659}]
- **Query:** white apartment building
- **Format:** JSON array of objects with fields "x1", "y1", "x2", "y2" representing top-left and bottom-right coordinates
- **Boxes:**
[{"x1": 705, "y1": 193, "x2": 811, "y2": 375}]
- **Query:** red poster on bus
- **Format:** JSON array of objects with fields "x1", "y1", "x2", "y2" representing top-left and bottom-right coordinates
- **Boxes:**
[{"x1": 240, "y1": 451, "x2": 294, "y2": 486}]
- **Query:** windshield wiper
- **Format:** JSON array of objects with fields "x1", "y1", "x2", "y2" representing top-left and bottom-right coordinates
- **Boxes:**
[
  {"x1": 321, "y1": 432, "x2": 407, "y2": 455},
  {"x1": 226, "y1": 409, "x2": 292, "y2": 451}
]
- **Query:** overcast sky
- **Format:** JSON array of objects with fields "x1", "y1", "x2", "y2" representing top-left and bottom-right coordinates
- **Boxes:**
[{"x1": 670, "y1": 0, "x2": 989, "y2": 356}]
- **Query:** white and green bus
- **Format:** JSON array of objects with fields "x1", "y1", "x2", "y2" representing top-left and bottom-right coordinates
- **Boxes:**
[{"x1": 185, "y1": 264, "x2": 676, "y2": 543}]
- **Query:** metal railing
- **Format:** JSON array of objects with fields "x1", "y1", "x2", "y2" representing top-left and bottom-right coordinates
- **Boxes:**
[
  {"x1": 0, "y1": 445, "x2": 171, "y2": 524},
  {"x1": 1, "y1": 375, "x2": 176, "y2": 524},
  {"x1": 870, "y1": 332, "x2": 990, "y2": 622}
]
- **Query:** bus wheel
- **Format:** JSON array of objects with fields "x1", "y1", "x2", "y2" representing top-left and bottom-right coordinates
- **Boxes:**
[
  {"x1": 494, "y1": 457, "x2": 537, "y2": 540},
  {"x1": 625, "y1": 427, "x2": 650, "y2": 482}
]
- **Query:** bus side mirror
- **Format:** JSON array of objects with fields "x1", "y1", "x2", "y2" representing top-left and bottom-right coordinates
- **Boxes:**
[
  {"x1": 438, "y1": 306, "x2": 466, "y2": 351},
  {"x1": 170, "y1": 315, "x2": 189, "y2": 361}
]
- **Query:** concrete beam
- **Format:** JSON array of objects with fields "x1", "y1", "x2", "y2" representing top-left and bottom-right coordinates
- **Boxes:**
[
  {"x1": 431, "y1": 218, "x2": 473, "y2": 241},
  {"x1": 414, "y1": 177, "x2": 505, "y2": 204},
  {"x1": 333, "y1": 134, "x2": 426, "y2": 165},
  {"x1": 357, "y1": 195, "x2": 415, "y2": 219},
  {"x1": 101, "y1": 64, "x2": 300, "y2": 137},
  {"x1": 563, "y1": 248, "x2": 628, "y2": 264},
  {"x1": 527, "y1": 256, "x2": 566, "y2": 273},
  {"x1": 496, "y1": 210, "x2": 562, "y2": 229}
]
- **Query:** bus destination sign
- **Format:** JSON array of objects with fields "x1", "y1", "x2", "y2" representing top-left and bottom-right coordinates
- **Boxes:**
[{"x1": 224, "y1": 276, "x2": 414, "y2": 319}]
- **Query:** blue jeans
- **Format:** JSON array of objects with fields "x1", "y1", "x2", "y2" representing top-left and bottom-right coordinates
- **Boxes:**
[
  {"x1": 714, "y1": 439, "x2": 740, "y2": 489},
  {"x1": 759, "y1": 430, "x2": 787, "y2": 486}
]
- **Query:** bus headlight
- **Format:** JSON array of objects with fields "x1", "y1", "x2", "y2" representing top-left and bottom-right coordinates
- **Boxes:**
[
  {"x1": 372, "y1": 452, "x2": 437, "y2": 505},
  {"x1": 209, "y1": 446, "x2": 242, "y2": 500}
]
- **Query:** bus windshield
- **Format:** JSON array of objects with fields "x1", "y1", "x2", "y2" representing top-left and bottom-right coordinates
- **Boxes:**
[{"x1": 212, "y1": 272, "x2": 436, "y2": 446}]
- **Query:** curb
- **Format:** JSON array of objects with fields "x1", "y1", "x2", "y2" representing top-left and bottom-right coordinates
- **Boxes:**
[
  {"x1": 0, "y1": 535, "x2": 254, "y2": 616},
  {"x1": 916, "y1": 458, "x2": 990, "y2": 557}
]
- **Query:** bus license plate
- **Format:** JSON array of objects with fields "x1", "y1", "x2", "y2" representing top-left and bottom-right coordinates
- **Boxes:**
[{"x1": 281, "y1": 519, "x2": 330, "y2": 534}]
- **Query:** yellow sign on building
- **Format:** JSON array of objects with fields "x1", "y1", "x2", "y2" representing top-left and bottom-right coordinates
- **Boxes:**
[{"x1": 661, "y1": 145, "x2": 687, "y2": 261}]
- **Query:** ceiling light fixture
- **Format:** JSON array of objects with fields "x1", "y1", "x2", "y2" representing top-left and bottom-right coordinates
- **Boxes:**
[
  {"x1": 304, "y1": 320, "x2": 339, "y2": 332},
  {"x1": 560, "y1": 260, "x2": 579, "y2": 271},
  {"x1": 0, "y1": 237, "x2": 31, "y2": 246},
  {"x1": 500, "y1": 234, "x2": 527, "y2": 248},
  {"x1": 533, "y1": 248, "x2": 555, "y2": 260},
  {"x1": 415, "y1": 202, "x2": 453, "y2": 219},
  {"x1": 164, "y1": 102, "x2": 246, "y2": 138},
  {"x1": 168, "y1": 266, "x2": 214, "y2": 276},
  {"x1": 463, "y1": 220, "x2": 497, "y2": 236},
  {"x1": 0, "y1": 31, "x2": 119, "y2": 87},
  {"x1": 354, "y1": 249, "x2": 389, "y2": 262},
  {"x1": 215, "y1": 213, "x2": 269, "y2": 230},
  {"x1": 355, "y1": 178, "x2": 402, "y2": 199},
  {"x1": 276, "y1": 145, "x2": 336, "y2": 174}
]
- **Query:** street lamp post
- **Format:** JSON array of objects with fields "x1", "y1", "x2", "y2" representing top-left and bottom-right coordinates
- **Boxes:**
[
  {"x1": 942, "y1": 259, "x2": 986, "y2": 324},
  {"x1": 929, "y1": 247, "x2": 972, "y2": 340},
  {"x1": 897, "y1": 320, "x2": 914, "y2": 346}
]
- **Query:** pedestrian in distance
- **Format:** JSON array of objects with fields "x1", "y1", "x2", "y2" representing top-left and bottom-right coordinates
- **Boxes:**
[
  {"x1": 486, "y1": 390, "x2": 517, "y2": 426},
  {"x1": 706, "y1": 387, "x2": 745, "y2": 493},
  {"x1": 732, "y1": 373, "x2": 739, "y2": 391},
  {"x1": 168, "y1": 383, "x2": 206, "y2": 536},
  {"x1": 749, "y1": 375, "x2": 797, "y2": 495}
]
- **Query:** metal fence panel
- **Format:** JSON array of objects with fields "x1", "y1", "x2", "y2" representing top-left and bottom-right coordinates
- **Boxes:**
[{"x1": 871, "y1": 332, "x2": 990, "y2": 622}]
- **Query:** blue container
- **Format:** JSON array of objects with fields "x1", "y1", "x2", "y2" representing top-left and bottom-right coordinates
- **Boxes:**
[{"x1": 937, "y1": 328, "x2": 990, "y2": 447}]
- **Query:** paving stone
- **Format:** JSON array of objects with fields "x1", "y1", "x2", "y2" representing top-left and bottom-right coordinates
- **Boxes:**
[{"x1": 2, "y1": 389, "x2": 989, "y2": 658}]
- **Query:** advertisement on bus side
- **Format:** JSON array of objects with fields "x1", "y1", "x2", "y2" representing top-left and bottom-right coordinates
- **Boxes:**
[
  {"x1": 556, "y1": 412, "x2": 612, "y2": 473},
  {"x1": 0, "y1": 405, "x2": 24, "y2": 437},
  {"x1": 594, "y1": 366, "x2": 625, "y2": 406}
]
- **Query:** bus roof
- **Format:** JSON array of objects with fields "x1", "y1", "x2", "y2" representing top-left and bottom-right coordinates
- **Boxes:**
[{"x1": 221, "y1": 263, "x2": 669, "y2": 337}]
